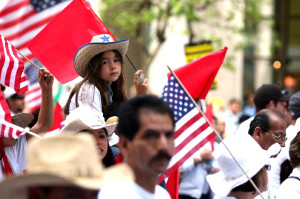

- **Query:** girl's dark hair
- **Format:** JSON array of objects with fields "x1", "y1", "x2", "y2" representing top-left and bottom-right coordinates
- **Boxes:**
[
  {"x1": 64, "y1": 50, "x2": 127, "y2": 117},
  {"x1": 102, "y1": 143, "x2": 116, "y2": 168},
  {"x1": 231, "y1": 168, "x2": 266, "y2": 192}
]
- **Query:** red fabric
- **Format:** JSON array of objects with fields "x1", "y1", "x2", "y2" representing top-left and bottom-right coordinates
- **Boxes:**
[
  {"x1": 27, "y1": 0, "x2": 116, "y2": 84},
  {"x1": 115, "y1": 153, "x2": 123, "y2": 164},
  {"x1": 204, "y1": 104, "x2": 215, "y2": 151},
  {"x1": 48, "y1": 103, "x2": 64, "y2": 132},
  {"x1": 0, "y1": 138, "x2": 12, "y2": 176},
  {"x1": 166, "y1": 168, "x2": 179, "y2": 199},
  {"x1": 0, "y1": 35, "x2": 28, "y2": 94},
  {"x1": 168, "y1": 47, "x2": 228, "y2": 99}
]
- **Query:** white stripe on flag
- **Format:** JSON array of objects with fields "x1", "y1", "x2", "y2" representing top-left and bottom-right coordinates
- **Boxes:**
[{"x1": 168, "y1": 126, "x2": 214, "y2": 169}]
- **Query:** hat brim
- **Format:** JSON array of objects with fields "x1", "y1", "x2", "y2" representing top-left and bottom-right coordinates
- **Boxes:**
[
  {"x1": 11, "y1": 113, "x2": 34, "y2": 128},
  {"x1": 61, "y1": 118, "x2": 117, "y2": 137},
  {"x1": 74, "y1": 39, "x2": 129, "y2": 77},
  {"x1": 0, "y1": 164, "x2": 133, "y2": 199},
  {"x1": 206, "y1": 151, "x2": 269, "y2": 197}
]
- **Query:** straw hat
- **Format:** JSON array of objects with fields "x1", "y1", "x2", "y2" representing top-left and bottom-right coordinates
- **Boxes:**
[
  {"x1": 0, "y1": 133, "x2": 134, "y2": 199},
  {"x1": 74, "y1": 34, "x2": 129, "y2": 77},
  {"x1": 206, "y1": 134, "x2": 271, "y2": 197},
  {"x1": 61, "y1": 105, "x2": 118, "y2": 137}
]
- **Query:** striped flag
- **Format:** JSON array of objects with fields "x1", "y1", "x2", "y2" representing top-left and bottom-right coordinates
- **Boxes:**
[
  {"x1": 0, "y1": 34, "x2": 28, "y2": 94},
  {"x1": 0, "y1": 88, "x2": 24, "y2": 138},
  {"x1": 0, "y1": 118, "x2": 24, "y2": 138},
  {"x1": 0, "y1": 0, "x2": 71, "y2": 61},
  {"x1": 24, "y1": 59, "x2": 41, "y2": 112},
  {"x1": 159, "y1": 74, "x2": 216, "y2": 183}
]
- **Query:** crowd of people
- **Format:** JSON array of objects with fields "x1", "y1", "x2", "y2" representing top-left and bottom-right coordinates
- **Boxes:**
[{"x1": 0, "y1": 35, "x2": 299, "y2": 199}]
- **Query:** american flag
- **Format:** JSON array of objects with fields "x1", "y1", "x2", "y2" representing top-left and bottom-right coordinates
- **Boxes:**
[
  {"x1": 0, "y1": 89, "x2": 24, "y2": 138},
  {"x1": 24, "y1": 59, "x2": 41, "y2": 112},
  {"x1": 159, "y1": 74, "x2": 216, "y2": 182},
  {"x1": 0, "y1": 0, "x2": 71, "y2": 61},
  {"x1": 0, "y1": 34, "x2": 28, "y2": 94}
]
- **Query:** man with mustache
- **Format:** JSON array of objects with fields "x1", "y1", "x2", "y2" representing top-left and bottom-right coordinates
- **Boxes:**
[{"x1": 99, "y1": 95, "x2": 175, "y2": 199}]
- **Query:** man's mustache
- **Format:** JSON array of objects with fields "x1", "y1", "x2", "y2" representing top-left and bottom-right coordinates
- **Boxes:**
[{"x1": 150, "y1": 151, "x2": 172, "y2": 163}]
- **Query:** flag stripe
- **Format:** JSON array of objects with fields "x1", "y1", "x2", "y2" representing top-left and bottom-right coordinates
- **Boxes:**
[
  {"x1": 159, "y1": 132, "x2": 216, "y2": 183},
  {"x1": 0, "y1": 118, "x2": 24, "y2": 138},
  {"x1": 0, "y1": 35, "x2": 28, "y2": 94},
  {"x1": 173, "y1": 120, "x2": 211, "y2": 155}
]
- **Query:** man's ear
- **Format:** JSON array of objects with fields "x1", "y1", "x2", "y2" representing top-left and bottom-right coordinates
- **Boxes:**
[
  {"x1": 252, "y1": 126, "x2": 262, "y2": 141},
  {"x1": 118, "y1": 136, "x2": 129, "y2": 160}
]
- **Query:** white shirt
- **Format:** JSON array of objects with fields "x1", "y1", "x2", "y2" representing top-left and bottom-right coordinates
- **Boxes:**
[
  {"x1": 268, "y1": 124, "x2": 299, "y2": 198},
  {"x1": 68, "y1": 82, "x2": 102, "y2": 116},
  {"x1": 276, "y1": 167, "x2": 300, "y2": 199},
  {"x1": 179, "y1": 142, "x2": 213, "y2": 198},
  {"x1": 234, "y1": 116, "x2": 253, "y2": 135},
  {"x1": 0, "y1": 135, "x2": 27, "y2": 181},
  {"x1": 99, "y1": 181, "x2": 171, "y2": 199}
]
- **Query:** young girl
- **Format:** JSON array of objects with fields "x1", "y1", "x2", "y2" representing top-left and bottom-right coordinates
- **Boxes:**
[{"x1": 64, "y1": 35, "x2": 147, "y2": 119}]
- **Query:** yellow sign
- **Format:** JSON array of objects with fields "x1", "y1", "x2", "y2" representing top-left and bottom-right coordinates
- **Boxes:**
[{"x1": 184, "y1": 41, "x2": 217, "y2": 89}]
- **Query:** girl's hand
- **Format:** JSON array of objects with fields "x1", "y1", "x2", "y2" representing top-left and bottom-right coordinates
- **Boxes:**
[
  {"x1": 38, "y1": 68, "x2": 54, "y2": 91},
  {"x1": 134, "y1": 70, "x2": 148, "y2": 96}
]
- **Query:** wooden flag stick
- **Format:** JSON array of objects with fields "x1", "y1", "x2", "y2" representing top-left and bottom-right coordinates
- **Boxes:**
[
  {"x1": 15, "y1": 49, "x2": 41, "y2": 70},
  {"x1": 167, "y1": 65, "x2": 264, "y2": 199},
  {"x1": 23, "y1": 128, "x2": 42, "y2": 139}
]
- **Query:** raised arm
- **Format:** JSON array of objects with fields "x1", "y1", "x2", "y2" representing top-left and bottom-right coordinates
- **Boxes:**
[{"x1": 28, "y1": 68, "x2": 54, "y2": 138}]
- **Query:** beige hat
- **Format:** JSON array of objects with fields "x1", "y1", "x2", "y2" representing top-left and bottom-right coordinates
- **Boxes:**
[
  {"x1": 61, "y1": 105, "x2": 118, "y2": 137},
  {"x1": 74, "y1": 34, "x2": 129, "y2": 77},
  {"x1": 0, "y1": 133, "x2": 134, "y2": 199}
]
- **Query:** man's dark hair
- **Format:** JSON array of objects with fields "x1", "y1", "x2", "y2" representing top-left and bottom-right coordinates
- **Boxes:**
[
  {"x1": 248, "y1": 110, "x2": 271, "y2": 136},
  {"x1": 248, "y1": 109, "x2": 284, "y2": 136},
  {"x1": 254, "y1": 84, "x2": 283, "y2": 112},
  {"x1": 117, "y1": 95, "x2": 175, "y2": 140}
]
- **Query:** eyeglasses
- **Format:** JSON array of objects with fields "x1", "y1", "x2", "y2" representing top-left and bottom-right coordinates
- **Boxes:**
[{"x1": 266, "y1": 131, "x2": 287, "y2": 143}]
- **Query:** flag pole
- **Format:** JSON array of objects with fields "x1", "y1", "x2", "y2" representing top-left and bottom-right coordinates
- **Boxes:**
[
  {"x1": 125, "y1": 55, "x2": 145, "y2": 84},
  {"x1": 167, "y1": 65, "x2": 264, "y2": 199},
  {"x1": 23, "y1": 128, "x2": 42, "y2": 139},
  {"x1": 15, "y1": 49, "x2": 41, "y2": 70}
]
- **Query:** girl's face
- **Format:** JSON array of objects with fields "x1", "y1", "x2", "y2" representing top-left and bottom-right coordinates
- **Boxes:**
[
  {"x1": 98, "y1": 50, "x2": 122, "y2": 83},
  {"x1": 85, "y1": 128, "x2": 109, "y2": 160}
]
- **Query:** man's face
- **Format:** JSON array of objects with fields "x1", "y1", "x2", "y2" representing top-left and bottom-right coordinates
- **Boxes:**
[
  {"x1": 7, "y1": 94, "x2": 25, "y2": 114},
  {"x1": 259, "y1": 114, "x2": 287, "y2": 150},
  {"x1": 122, "y1": 111, "x2": 174, "y2": 176}
]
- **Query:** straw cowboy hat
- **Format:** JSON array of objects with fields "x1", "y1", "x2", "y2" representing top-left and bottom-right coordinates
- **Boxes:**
[
  {"x1": 61, "y1": 105, "x2": 118, "y2": 137},
  {"x1": 0, "y1": 133, "x2": 134, "y2": 199},
  {"x1": 206, "y1": 134, "x2": 275, "y2": 197},
  {"x1": 74, "y1": 34, "x2": 129, "y2": 77}
]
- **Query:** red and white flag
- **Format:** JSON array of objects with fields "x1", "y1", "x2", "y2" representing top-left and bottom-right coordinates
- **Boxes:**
[
  {"x1": 0, "y1": 89, "x2": 24, "y2": 138},
  {"x1": 0, "y1": 118, "x2": 24, "y2": 139},
  {"x1": 159, "y1": 74, "x2": 216, "y2": 184},
  {"x1": 0, "y1": 34, "x2": 28, "y2": 94},
  {"x1": 0, "y1": 0, "x2": 71, "y2": 61}
]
